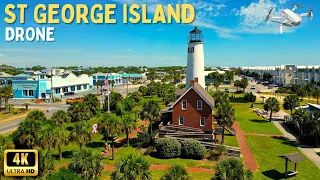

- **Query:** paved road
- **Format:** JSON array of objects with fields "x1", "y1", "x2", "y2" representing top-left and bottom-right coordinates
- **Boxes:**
[{"x1": 0, "y1": 106, "x2": 68, "y2": 134}]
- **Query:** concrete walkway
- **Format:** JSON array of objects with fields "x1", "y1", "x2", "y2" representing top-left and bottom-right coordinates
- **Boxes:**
[{"x1": 273, "y1": 121, "x2": 320, "y2": 169}]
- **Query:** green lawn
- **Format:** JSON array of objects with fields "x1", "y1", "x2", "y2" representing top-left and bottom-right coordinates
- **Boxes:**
[
  {"x1": 103, "y1": 146, "x2": 216, "y2": 169},
  {"x1": 101, "y1": 169, "x2": 213, "y2": 180},
  {"x1": 224, "y1": 131, "x2": 239, "y2": 147},
  {"x1": 233, "y1": 103, "x2": 282, "y2": 135},
  {"x1": 246, "y1": 135, "x2": 320, "y2": 180}
]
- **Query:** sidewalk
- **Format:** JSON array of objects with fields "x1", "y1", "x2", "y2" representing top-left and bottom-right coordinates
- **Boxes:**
[
  {"x1": 273, "y1": 121, "x2": 320, "y2": 169},
  {"x1": 233, "y1": 122, "x2": 258, "y2": 172}
]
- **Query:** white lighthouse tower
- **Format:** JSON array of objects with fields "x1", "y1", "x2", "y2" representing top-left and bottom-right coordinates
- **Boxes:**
[{"x1": 186, "y1": 27, "x2": 205, "y2": 88}]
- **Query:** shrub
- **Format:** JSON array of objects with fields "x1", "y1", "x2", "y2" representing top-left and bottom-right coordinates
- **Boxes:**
[
  {"x1": 133, "y1": 131, "x2": 153, "y2": 148},
  {"x1": 144, "y1": 146, "x2": 154, "y2": 155},
  {"x1": 155, "y1": 138, "x2": 181, "y2": 158},
  {"x1": 181, "y1": 139, "x2": 206, "y2": 159},
  {"x1": 207, "y1": 145, "x2": 226, "y2": 161},
  {"x1": 243, "y1": 92, "x2": 256, "y2": 102},
  {"x1": 161, "y1": 164, "x2": 190, "y2": 180},
  {"x1": 213, "y1": 158, "x2": 253, "y2": 180}
]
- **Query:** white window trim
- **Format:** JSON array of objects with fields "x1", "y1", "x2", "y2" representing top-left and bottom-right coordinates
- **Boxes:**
[
  {"x1": 197, "y1": 100, "x2": 202, "y2": 110},
  {"x1": 200, "y1": 117, "x2": 205, "y2": 126},
  {"x1": 179, "y1": 116, "x2": 184, "y2": 125},
  {"x1": 182, "y1": 100, "x2": 187, "y2": 110}
]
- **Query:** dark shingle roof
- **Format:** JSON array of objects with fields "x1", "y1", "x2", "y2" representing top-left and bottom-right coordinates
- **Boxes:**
[{"x1": 281, "y1": 152, "x2": 306, "y2": 163}]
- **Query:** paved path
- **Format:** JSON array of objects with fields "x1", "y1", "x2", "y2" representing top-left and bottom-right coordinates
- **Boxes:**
[
  {"x1": 0, "y1": 107, "x2": 64, "y2": 134},
  {"x1": 233, "y1": 122, "x2": 258, "y2": 172},
  {"x1": 273, "y1": 121, "x2": 320, "y2": 169}
]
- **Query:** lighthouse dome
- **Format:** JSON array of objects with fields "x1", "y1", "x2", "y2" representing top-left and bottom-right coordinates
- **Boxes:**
[{"x1": 189, "y1": 27, "x2": 204, "y2": 43}]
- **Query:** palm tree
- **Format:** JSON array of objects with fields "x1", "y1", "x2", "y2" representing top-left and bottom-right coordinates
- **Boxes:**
[
  {"x1": 307, "y1": 113, "x2": 320, "y2": 147},
  {"x1": 213, "y1": 91, "x2": 228, "y2": 108},
  {"x1": 68, "y1": 102, "x2": 93, "y2": 122},
  {"x1": 161, "y1": 164, "x2": 190, "y2": 180},
  {"x1": 52, "y1": 127, "x2": 69, "y2": 161},
  {"x1": 0, "y1": 135, "x2": 14, "y2": 178},
  {"x1": 26, "y1": 110, "x2": 47, "y2": 121},
  {"x1": 100, "y1": 113, "x2": 122, "y2": 160},
  {"x1": 1, "y1": 86, "x2": 13, "y2": 111},
  {"x1": 83, "y1": 93, "x2": 101, "y2": 115},
  {"x1": 205, "y1": 82, "x2": 211, "y2": 92},
  {"x1": 111, "y1": 154, "x2": 152, "y2": 180},
  {"x1": 313, "y1": 89, "x2": 320, "y2": 104},
  {"x1": 213, "y1": 158, "x2": 253, "y2": 180},
  {"x1": 37, "y1": 122, "x2": 55, "y2": 150},
  {"x1": 215, "y1": 100, "x2": 236, "y2": 145},
  {"x1": 122, "y1": 113, "x2": 137, "y2": 146},
  {"x1": 69, "y1": 148, "x2": 104, "y2": 179},
  {"x1": 70, "y1": 121, "x2": 92, "y2": 150},
  {"x1": 51, "y1": 110, "x2": 71, "y2": 127},
  {"x1": 213, "y1": 80, "x2": 221, "y2": 92},
  {"x1": 264, "y1": 97, "x2": 280, "y2": 122},
  {"x1": 17, "y1": 119, "x2": 42, "y2": 148},
  {"x1": 7, "y1": 104, "x2": 14, "y2": 112},
  {"x1": 140, "y1": 100, "x2": 161, "y2": 136},
  {"x1": 38, "y1": 149, "x2": 55, "y2": 178},
  {"x1": 283, "y1": 94, "x2": 300, "y2": 115},
  {"x1": 292, "y1": 108, "x2": 308, "y2": 140},
  {"x1": 95, "y1": 80, "x2": 104, "y2": 95}
]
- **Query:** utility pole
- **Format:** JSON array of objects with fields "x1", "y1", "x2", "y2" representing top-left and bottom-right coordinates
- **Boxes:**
[
  {"x1": 127, "y1": 67, "x2": 130, "y2": 96},
  {"x1": 51, "y1": 68, "x2": 54, "y2": 102}
]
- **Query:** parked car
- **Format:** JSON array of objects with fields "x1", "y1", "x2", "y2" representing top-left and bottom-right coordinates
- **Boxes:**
[
  {"x1": 66, "y1": 97, "x2": 83, "y2": 104},
  {"x1": 225, "y1": 88, "x2": 229, "y2": 93}
]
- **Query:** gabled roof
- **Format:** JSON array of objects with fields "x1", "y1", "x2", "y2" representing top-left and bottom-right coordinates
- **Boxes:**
[
  {"x1": 0, "y1": 72, "x2": 13, "y2": 78},
  {"x1": 15, "y1": 73, "x2": 32, "y2": 78},
  {"x1": 171, "y1": 82, "x2": 215, "y2": 109}
]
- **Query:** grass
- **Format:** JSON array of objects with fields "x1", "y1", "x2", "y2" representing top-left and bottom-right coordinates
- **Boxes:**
[
  {"x1": 103, "y1": 146, "x2": 216, "y2": 169},
  {"x1": 224, "y1": 131, "x2": 239, "y2": 147},
  {"x1": 233, "y1": 103, "x2": 282, "y2": 135},
  {"x1": 101, "y1": 169, "x2": 213, "y2": 180},
  {"x1": 246, "y1": 135, "x2": 320, "y2": 180}
]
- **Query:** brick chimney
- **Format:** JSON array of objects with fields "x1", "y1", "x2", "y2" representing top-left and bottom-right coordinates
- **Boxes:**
[
  {"x1": 190, "y1": 80, "x2": 194, "y2": 86},
  {"x1": 194, "y1": 77, "x2": 198, "y2": 83}
]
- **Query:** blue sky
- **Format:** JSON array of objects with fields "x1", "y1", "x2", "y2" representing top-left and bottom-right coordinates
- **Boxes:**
[{"x1": 0, "y1": 0, "x2": 319, "y2": 67}]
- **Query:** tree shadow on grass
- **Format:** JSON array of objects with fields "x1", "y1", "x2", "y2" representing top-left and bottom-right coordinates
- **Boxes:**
[
  {"x1": 250, "y1": 119, "x2": 269, "y2": 123},
  {"x1": 53, "y1": 150, "x2": 73, "y2": 160},
  {"x1": 272, "y1": 136, "x2": 298, "y2": 147},
  {"x1": 262, "y1": 169, "x2": 284, "y2": 180},
  {"x1": 86, "y1": 141, "x2": 105, "y2": 148}
]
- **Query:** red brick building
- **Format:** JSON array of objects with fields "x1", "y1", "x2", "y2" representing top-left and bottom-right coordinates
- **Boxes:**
[{"x1": 166, "y1": 78, "x2": 215, "y2": 132}]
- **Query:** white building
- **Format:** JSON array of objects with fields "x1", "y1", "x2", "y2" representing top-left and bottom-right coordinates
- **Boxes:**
[
  {"x1": 45, "y1": 68, "x2": 66, "y2": 76},
  {"x1": 186, "y1": 27, "x2": 205, "y2": 88},
  {"x1": 242, "y1": 64, "x2": 320, "y2": 86}
]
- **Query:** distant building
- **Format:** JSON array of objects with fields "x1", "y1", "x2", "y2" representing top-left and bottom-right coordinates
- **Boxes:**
[
  {"x1": 91, "y1": 72, "x2": 146, "y2": 86},
  {"x1": 0, "y1": 72, "x2": 13, "y2": 87},
  {"x1": 12, "y1": 72, "x2": 92, "y2": 99},
  {"x1": 45, "y1": 68, "x2": 66, "y2": 76},
  {"x1": 242, "y1": 65, "x2": 320, "y2": 86}
]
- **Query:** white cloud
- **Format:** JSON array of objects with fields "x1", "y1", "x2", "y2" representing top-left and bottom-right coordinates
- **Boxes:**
[
  {"x1": 126, "y1": 49, "x2": 132, "y2": 52},
  {"x1": 238, "y1": 0, "x2": 277, "y2": 27},
  {"x1": 0, "y1": 53, "x2": 4, "y2": 57},
  {"x1": 279, "y1": 0, "x2": 287, "y2": 4}
]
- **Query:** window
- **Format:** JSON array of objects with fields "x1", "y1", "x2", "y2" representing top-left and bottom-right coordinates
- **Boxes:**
[
  {"x1": 188, "y1": 47, "x2": 195, "y2": 53},
  {"x1": 83, "y1": 85, "x2": 87, "y2": 89},
  {"x1": 179, "y1": 116, "x2": 184, "y2": 125},
  {"x1": 63, "y1": 87, "x2": 68, "y2": 93},
  {"x1": 41, "y1": 93, "x2": 46, "y2": 98},
  {"x1": 197, "y1": 100, "x2": 202, "y2": 110},
  {"x1": 71, "y1": 86, "x2": 75, "y2": 91},
  {"x1": 40, "y1": 75, "x2": 45, "y2": 79},
  {"x1": 55, "y1": 88, "x2": 61, "y2": 94},
  {"x1": 23, "y1": 90, "x2": 28, "y2": 96},
  {"x1": 182, "y1": 100, "x2": 187, "y2": 110},
  {"x1": 77, "y1": 85, "x2": 81, "y2": 90},
  {"x1": 200, "y1": 117, "x2": 205, "y2": 126},
  {"x1": 28, "y1": 90, "x2": 34, "y2": 96}
]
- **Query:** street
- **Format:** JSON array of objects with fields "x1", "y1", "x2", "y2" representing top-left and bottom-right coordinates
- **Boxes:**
[{"x1": 1, "y1": 84, "x2": 143, "y2": 134}]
